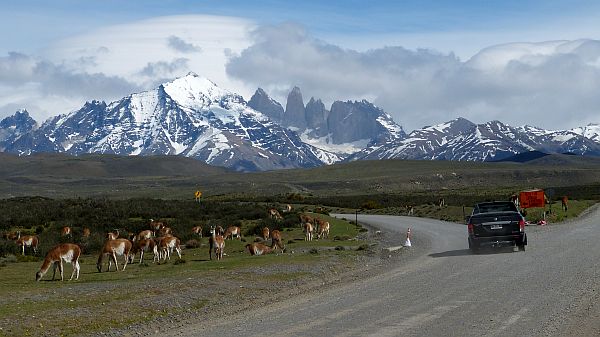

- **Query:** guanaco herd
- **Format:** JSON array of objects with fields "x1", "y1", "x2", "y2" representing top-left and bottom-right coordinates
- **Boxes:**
[{"x1": 2, "y1": 204, "x2": 336, "y2": 282}]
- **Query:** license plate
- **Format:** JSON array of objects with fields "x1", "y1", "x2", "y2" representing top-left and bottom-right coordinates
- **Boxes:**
[{"x1": 490, "y1": 225, "x2": 503, "y2": 230}]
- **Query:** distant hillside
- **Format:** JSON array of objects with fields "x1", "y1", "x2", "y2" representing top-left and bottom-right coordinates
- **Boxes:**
[
  {"x1": 495, "y1": 151, "x2": 550, "y2": 163},
  {"x1": 0, "y1": 152, "x2": 228, "y2": 177},
  {"x1": 1, "y1": 153, "x2": 600, "y2": 199}
]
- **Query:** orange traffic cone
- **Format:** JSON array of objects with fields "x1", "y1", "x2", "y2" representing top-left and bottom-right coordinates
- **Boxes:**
[{"x1": 404, "y1": 228, "x2": 412, "y2": 247}]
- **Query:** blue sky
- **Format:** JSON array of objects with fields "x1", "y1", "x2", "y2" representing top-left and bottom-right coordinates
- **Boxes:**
[
  {"x1": 4, "y1": 0, "x2": 600, "y2": 55},
  {"x1": 2, "y1": 1, "x2": 600, "y2": 130}
]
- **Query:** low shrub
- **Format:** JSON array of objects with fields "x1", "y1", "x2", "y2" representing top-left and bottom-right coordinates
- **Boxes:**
[{"x1": 16, "y1": 255, "x2": 40, "y2": 262}]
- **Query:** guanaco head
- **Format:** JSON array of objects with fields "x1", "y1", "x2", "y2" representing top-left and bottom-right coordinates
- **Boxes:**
[{"x1": 35, "y1": 270, "x2": 43, "y2": 282}]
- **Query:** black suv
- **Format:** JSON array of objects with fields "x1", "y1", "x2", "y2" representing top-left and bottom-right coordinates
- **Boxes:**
[{"x1": 467, "y1": 201, "x2": 527, "y2": 252}]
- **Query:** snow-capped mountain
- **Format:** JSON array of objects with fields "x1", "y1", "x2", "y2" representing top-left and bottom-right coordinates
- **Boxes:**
[
  {"x1": 248, "y1": 87, "x2": 405, "y2": 157},
  {"x1": 350, "y1": 118, "x2": 600, "y2": 161},
  {"x1": 0, "y1": 109, "x2": 37, "y2": 151},
  {"x1": 2, "y1": 74, "x2": 600, "y2": 170},
  {"x1": 3, "y1": 73, "x2": 340, "y2": 171}
]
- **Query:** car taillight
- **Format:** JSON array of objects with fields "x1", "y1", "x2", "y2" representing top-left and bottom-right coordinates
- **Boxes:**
[
  {"x1": 519, "y1": 219, "x2": 525, "y2": 232},
  {"x1": 467, "y1": 223, "x2": 474, "y2": 234}
]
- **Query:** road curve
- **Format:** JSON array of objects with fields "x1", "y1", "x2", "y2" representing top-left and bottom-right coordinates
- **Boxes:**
[{"x1": 167, "y1": 208, "x2": 600, "y2": 336}]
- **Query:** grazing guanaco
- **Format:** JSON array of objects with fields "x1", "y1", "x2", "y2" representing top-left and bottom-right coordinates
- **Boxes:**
[
  {"x1": 36, "y1": 243, "x2": 81, "y2": 282},
  {"x1": 303, "y1": 222, "x2": 314, "y2": 241},
  {"x1": 561, "y1": 196, "x2": 569, "y2": 211},
  {"x1": 16, "y1": 235, "x2": 39, "y2": 255},
  {"x1": 131, "y1": 238, "x2": 155, "y2": 264},
  {"x1": 61, "y1": 226, "x2": 72, "y2": 237},
  {"x1": 406, "y1": 205, "x2": 415, "y2": 216},
  {"x1": 152, "y1": 237, "x2": 166, "y2": 262},
  {"x1": 316, "y1": 221, "x2": 330, "y2": 240},
  {"x1": 246, "y1": 242, "x2": 273, "y2": 256},
  {"x1": 97, "y1": 238, "x2": 132, "y2": 272},
  {"x1": 270, "y1": 229, "x2": 285, "y2": 253},
  {"x1": 191, "y1": 226, "x2": 203, "y2": 238},
  {"x1": 82, "y1": 227, "x2": 91, "y2": 238},
  {"x1": 209, "y1": 226, "x2": 225, "y2": 260},
  {"x1": 159, "y1": 236, "x2": 182, "y2": 260},
  {"x1": 268, "y1": 208, "x2": 283, "y2": 220},
  {"x1": 223, "y1": 226, "x2": 241, "y2": 240},
  {"x1": 262, "y1": 227, "x2": 270, "y2": 241}
]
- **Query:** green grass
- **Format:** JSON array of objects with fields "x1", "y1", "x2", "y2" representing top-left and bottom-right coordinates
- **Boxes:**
[{"x1": 0, "y1": 216, "x2": 367, "y2": 337}]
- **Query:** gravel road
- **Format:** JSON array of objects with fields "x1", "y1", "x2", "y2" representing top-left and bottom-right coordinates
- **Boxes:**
[{"x1": 162, "y1": 207, "x2": 600, "y2": 337}]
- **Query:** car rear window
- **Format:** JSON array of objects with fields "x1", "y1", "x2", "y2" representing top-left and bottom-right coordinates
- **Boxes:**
[
  {"x1": 474, "y1": 202, "x2": 518, "y2": 214},
  {"x1": 470, "y1": 214, "x2": 522, "y2": 224}
]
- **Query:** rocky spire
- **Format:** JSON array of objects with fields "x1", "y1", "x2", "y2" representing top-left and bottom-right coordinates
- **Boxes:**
[
  {"x1": 247, "y1": 88, "x2": 284, "y2": 122},
  {"x1": 283, "y1": 87, "x2": 306, "y2": 129}
]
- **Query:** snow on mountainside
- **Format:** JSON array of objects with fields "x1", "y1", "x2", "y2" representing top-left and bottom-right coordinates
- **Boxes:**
[
  {"x1": 248, "y1": 88, "x2": 406, "y2": 158},
  {"x1": 570, "y1": 124, "x2": 600, "y2": 143},
  {"x1": 350, "y1": 117, "x2": 600, "y2": 162},
  {"x1": 4, "y1": 73, "x2": 339, "y2": 171},
  {"x1": 2, "y1": 73, "x2": 600, "y2": 169},
  {"x1": 0, "y1": 109, "x2": 38, "y2": 151}
]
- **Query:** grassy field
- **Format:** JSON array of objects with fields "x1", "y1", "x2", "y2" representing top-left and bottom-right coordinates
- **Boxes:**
[
  {"x1": 0, "y1": 214, "x2": 367, "y2": 337},
  {"x1": 2, "y1": 153, "x2": 600, "y2": 201},
  {"x1": 330, "y1": 199, "x2": 596, "y2": 224}
]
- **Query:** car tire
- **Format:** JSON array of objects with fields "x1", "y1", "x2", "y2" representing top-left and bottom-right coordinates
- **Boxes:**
[
  {"x1": 517, "y1": 244, "x2": 526, "y2": 251},
  {"x1": 469, "y1": 238, "x2": 479, "y2": 254}
]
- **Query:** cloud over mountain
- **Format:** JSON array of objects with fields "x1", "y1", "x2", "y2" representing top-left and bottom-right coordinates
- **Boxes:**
[{"x1": 227, "y1": 24, "x2": 600, "y2": 131}]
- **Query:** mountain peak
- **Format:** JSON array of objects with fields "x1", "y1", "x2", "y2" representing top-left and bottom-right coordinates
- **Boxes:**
[
  {"x1": 248, "y1": 88, "x2": 284, "y2": 121},
  {"x1": 162, "y1": 74, "x2": 234, "y2": 108}
]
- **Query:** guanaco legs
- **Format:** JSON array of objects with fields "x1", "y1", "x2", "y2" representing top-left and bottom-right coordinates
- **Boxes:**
[
  {"x1": 36, "y1": 243, "x2": 81, "y2": 281},
  {"x1": 130, "y1": 238, "x2": 156, "y2": 264},
  {"x1": 158, "y1": 236, "x2": 182, "y2": 261},
  {"x1": 316, "y1": 220, "x2": 330, "y2": 240},
  {"x1": 303, "y1": 222, "x2": 314, "y2": 241},
  {"x1": 209, "y1": 226, "x2": 225, "y2": 260},
  {"x1": 16, "y1": 235, "x2": 39, "y2": 255},
  {"x1": 97, "y1": 238, "x2": 132, "y2": 272}
]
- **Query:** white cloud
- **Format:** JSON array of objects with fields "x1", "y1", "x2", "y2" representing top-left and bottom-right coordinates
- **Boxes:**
[
  {"x1": 0, "y1": 15, "x2": 256, "y2": 122},
  {"x1": 227, "y1": 24, "x2": 600, "y2": 131},
  {"x1": 44, "y1": 15, "x2": 255, "y2": 94},
  {"x1": 167, "y1": 36, "x2": 201, "y2": 53},
  {"x1": 0, "y1": 52, "x2": 140, "y2": 120},
  {"x1": 3, "y1": 15, "x2": 600, "y2": 134}
]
